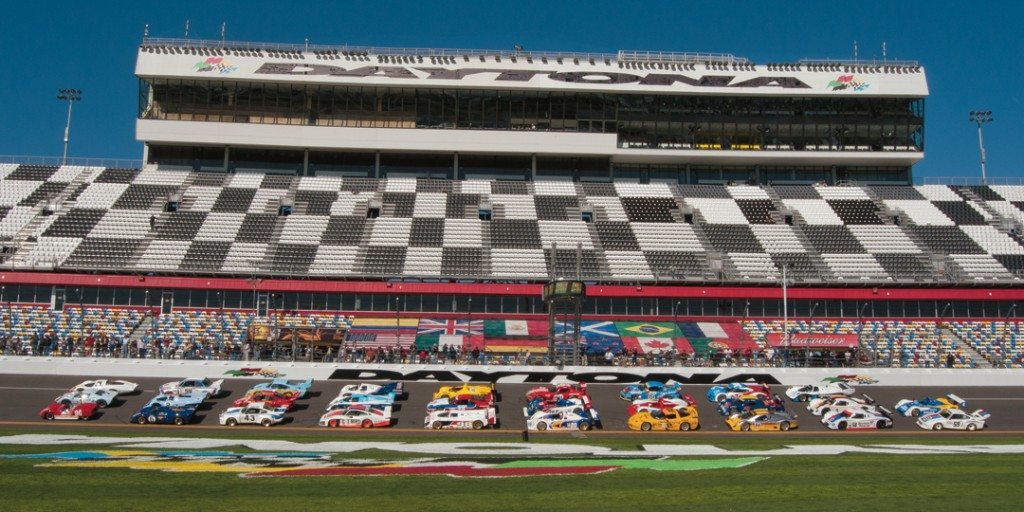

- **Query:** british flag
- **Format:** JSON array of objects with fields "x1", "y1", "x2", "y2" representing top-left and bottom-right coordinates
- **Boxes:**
[{"x1": 416, "y1": 318, "x2": 483, "y2": 336}]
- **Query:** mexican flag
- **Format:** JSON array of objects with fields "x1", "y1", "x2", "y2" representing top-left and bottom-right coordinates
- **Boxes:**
[{"x1": 483, "y1": 320, "x2": 548, "y2": 337}]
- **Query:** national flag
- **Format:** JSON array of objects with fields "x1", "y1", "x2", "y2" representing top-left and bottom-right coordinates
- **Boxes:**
[
  {"x1": 414, "y1": 334, "x2": 485, "y2": 350},
  {"x1": 583, "y1": 337, "x2": 625, "y2": 355},
  {"x1": 484, "y1": 338, "x2": 548, "y2": 353},
  {"x1": 483, "y1": 320, "x2": 547, "y2": 337},
  {"x1": 621, "y1": 337, "x2": 694, "y2": 354},
  {"x1": 345, "y1": 332, "x2": 416, "y2": 348},
  {"x1": 580, "y1": 321, "x2": 621, "y2": 340},
  {"x1": 416, "y1": 318, "x2": 483, "y2": 336},
  {"x1": 615, "y1": 322, "x2": 682, "y2": 338},
  {"x1": 350, "y1": 317, "x2": 420, "y2": 330}
]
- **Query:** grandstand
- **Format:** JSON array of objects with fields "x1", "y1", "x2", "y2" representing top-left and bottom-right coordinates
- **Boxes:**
[{"x1": 0, "y1": 38, "x2": 1021, "y2": 368}]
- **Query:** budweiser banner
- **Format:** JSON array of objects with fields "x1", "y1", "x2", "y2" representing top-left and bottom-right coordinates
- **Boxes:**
[{"x1": 765, "y1": 333, "x2": 859, "y2": 349}]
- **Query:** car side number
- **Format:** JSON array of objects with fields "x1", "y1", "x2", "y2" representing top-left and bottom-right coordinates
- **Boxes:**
[
  {"x1": 951, "y1": 421, "x2": 962, "y2": 428},
  {"x1": 243, "y1": 414, "x2": 256, "y2": 423}
]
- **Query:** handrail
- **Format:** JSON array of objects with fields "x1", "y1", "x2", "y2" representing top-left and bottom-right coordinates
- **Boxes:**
[{"x1": 0, "y1": 155, "x2": 143, "y2": 168}]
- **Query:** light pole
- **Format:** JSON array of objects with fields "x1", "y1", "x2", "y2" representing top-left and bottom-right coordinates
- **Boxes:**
[
  {"x1": 937, "y1": 302, "x2": 952, "y2": 368},
  {"x1": 394, "y1": 296, "x2": 401, "y2": 349},
  {"x1": 969, "y1": 110, "x2": 992, "y2": 185},
  {"x1": 857, "y1": 302, "x2": 871, "y2": 365},
  {"x1": 999, "y1": 303, "x2": 1017, "y2": 368},
  {"x1": 807, "y1": 302, "x2": 820, "y2": 367},
  {"x1": 57, "y1": 89, "x2": 82, "y2": 165},
  {"x1": 781, "y1": 264, "x2": 789, "y2": 367},
  {"x1": 672, "y1": 300, "x2": 682, "y2": 326}
]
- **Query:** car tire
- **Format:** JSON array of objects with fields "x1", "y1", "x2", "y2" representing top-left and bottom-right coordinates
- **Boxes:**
[
  {"x1": 261, "y1": 418, "x2": 272, "y2": 427},
  {"x1": 911, "y1": 409, "x2": 920, "y2": 417},
  {"x1": 472, "y1": 420, "x2": 484, "y2": 430},
  {"x1": 967, "y1": 423, "x2": 977, "y2": 431},
  {"x1": 362, "y1": 419, "x2": 373, "y2": 429},
  {"x1": 432, "y1": 421, "x2": 443, "y2": 430},
  {"x1": 838, "y1": 422, "x2": 847, "y2": 430},
  {"x1": 740, "y1": 423, "x2": 750, "y2": 432},
  {"x1": 716, "y1": 394, "x2": 726, "y2": 402},
  {"x1": 680, "y1": 422, "x2": 691, "y2": 431},
  {"x1": 96, "y1": 400, "x2": 107, "y2": 408},
  {"x1": 537, "y1": 422, "x2": 548, "y2": 431},
  {"x1": 579, "y1": 421, "x2": 591, "y2": 431},
  {"x1": 328, "y1": 419, "x2": 339, "y2": 428},
  {"x1": 877, "y1": 420, "x2": 887, "y2": 429},
  {"x1": 44, "y1": 412, "x2": 54, "y2": 421},
  {"x1": 174, "y1": 417, "x2": 185, "y2": 426},
  {"x1": 226, "y1": 418, "x2": 237, "y2": 427},
  {"x1": 137, "y1": 416, "x2": 148, "y2": 425},
  {"x1": 780, "y1": 421, "x2": 791, "y2": 431},
  {"x1": 640, "y1": 422, "x2": 652, "y2": 431}
]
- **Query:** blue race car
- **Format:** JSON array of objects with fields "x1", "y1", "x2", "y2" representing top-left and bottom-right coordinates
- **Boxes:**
[
  {"x1": 619, "y1": 381, "x2": 683, "y2": 401},
  {"x1": 716, "y1": 395, "x2": 785, "y2": 416},
  {"x1": 131, "y1": 403, "x2": 197, "y2": 425},
  {"x1": 249, "y1": 378, "x2": 314, "y2": 398},
  {"x1": 327, "y1": 382, "x2": 402, "y2": 409},
  {"x1": 895, "y1": 394, "x2": 965, "y2": 417},
  {"x1": 145, "y1": 391, "x2": 207, "y2": 408}
]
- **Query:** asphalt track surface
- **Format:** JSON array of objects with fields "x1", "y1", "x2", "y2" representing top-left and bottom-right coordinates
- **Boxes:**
[{"x1": 1, "y1": 373, "x2": 1023, "y2": 435}]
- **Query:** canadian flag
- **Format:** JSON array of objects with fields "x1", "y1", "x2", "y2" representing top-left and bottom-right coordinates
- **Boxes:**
[{"x1": 622, "y1": 337, "x2": 689, "y2": 354}]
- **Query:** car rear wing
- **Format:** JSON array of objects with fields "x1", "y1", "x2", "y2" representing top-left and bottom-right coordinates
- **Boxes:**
[
  {"x1": 947, "y1": 394, "x2": 966, "y2": 407},
  {"x1": 861, "y1": 394, "x2": 875, "y2": 404},
  {"x1": 971, "y1": 409, "x2": 990, "y2": 419},
  {"x1": 878, "y1": 406, "x2": 893, "y2": 417},
  {"x1": 210, "y1": 379, "x2": 225, "y2": 390}
]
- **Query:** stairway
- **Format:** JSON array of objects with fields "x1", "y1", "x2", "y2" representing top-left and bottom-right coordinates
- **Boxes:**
[
  {"x1": 127, "y1": 313, "x2": 156, "y2": 346},
  {"x1": 943, "y1": 326, "x2": 994, "y2": 368},
  {"x1": 957, "y1": 187, "x2": 1004, "y2": 230}
]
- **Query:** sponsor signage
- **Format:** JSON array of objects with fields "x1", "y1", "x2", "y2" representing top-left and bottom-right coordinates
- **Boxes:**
[{"x1": 765, "y1": 333, "x2": 860, "y2": 348}]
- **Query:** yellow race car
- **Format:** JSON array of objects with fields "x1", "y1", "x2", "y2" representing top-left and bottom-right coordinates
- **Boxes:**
[
  {"x1": 627, "y1": 406, "x2": 699, "y2": 431},
  {"x1": 725, "y1": 409, "x2": 798, "y2": 432},
  {"x1": 432, "y1": 383, "x2": 494, "y2": 401}
]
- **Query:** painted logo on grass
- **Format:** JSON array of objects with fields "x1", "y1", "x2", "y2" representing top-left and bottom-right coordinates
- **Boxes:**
[
  {"x1": 224, "y1": 368, "x2": 284, "y2": 378},
  {"x1": 827, "y1": 75, "x2": 870, "y2": 92},
  {"x1": 194, "y1": 57, "x2": 238, "y2": 74},
  {"x1": 3, "y1": 451, "x2": 766, "y2": 478}
]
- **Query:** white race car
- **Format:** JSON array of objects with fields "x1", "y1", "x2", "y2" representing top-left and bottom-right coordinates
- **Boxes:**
[
  {"x1": 786, "y1": 382, "x2": 855, "y2": 402},
  {"x1": 808, "y1": 394, "x2": 876, "y2": 416},
  {"x1": 319, "y1": 405, "x2": 393, "y2": 428},
  {"x1": 55, "y1": 388, "x2": 118, "y2": 408},
  {"x1": 159, "y1": 378, "x2": 224, "y2": 398},
  {"x1": 526, "y1": 408, "x2": 600, "y2": 431},
  {"x1": 424, "y1": 408, "x2": 497, "y2": 430},
  {"x1": 218, "y1": 403, "x2": 285, "y2": 427},
  {"x1": 145, "y1": 391, "x2": 207, "y2": 408},
  {"x1": 822, "y1": 407, "x2": 893, "y2": 430},
  {"x1": 70, "y1": 379, "x2": 139, "y2": 395},
  {"x1": 916, "y1": 408, "x2": 990, "y2": 431},
  {"x1": 339, "y1": 382, "x2": 404, "y2": 396}
]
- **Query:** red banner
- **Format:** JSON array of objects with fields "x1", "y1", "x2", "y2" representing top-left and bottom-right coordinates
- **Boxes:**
[{"x1": 765, "y1": 333, "x2": 859, "y2": 349}]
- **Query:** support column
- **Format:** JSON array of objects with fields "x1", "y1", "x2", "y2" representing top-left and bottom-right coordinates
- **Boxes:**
[
  {"x1": 453, "y1": 152, "x2": 459, "y2": 180},
  {"x1": 223, "y1": 146, "x2": 230, "y2": 172},
  {"x1": 141, "y1": 143, "x2": 150, "y2": 166},
  {"x1": 302, "y1": 149, "x2": 310, "y2": 176},
  {"x1": 531, "y1": 154, "x2": 537, "y2": 180},
  {"x1": 374, "y1": 151, "x2": 381, "y2": 178}
]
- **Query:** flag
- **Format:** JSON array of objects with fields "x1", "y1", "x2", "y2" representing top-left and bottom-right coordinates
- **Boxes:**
[
  {"x1": 416, "y1": 318, "x2": 483, "y2": 336},
  {"x1": 345, "y1": 332, "x2": 416, "y2": 348},
  {"x1": 350, "y1": 317, "x2": 420, "y2": 329},
  {"x1": 615, "y1": 322, "x2": 682, "y2": 338},
  {"x1": 484, "y1": 338, "x2": 548, "y2": 353},
  {"x1": 621, "y1": 337, "x2": 694, "y2": 354},
  {"x1": 483, "y1": 320, "x2": 547, "y2": 337},
  {"x1": 348, "y1": 317, "x2": 419, "y2": 348},
  {"x1": 415, "y1": 334, "x2": 484, "y2": 350}
]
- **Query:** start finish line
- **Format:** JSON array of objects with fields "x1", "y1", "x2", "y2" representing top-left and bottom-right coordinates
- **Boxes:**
[{"x1": 1, "y1": 435, "x2": 1023, "y2": 456}]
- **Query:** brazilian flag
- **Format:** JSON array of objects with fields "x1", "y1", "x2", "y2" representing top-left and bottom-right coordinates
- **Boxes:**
[{"x1": 614, "y1": 322, "x2": 682, "y2": 338}]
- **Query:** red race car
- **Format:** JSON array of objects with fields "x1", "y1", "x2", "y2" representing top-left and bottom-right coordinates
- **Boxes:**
[
  {"x1": 626, "y1": 396, "x2": 696, "y2": 416},
  {"x1": 40, "y1": 402, "x2": 99, "y2": 421},
  {"x1": 525, "y1": 383, "x2": 589, "y2": 402},
  {"x1": 232, "y1": 390, "x2": 298, "y2": 411}
]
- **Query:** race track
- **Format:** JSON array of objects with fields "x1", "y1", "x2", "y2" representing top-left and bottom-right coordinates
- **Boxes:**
[{"x1": 1, "y1": 374, "x2": 1022, "y2": 434}]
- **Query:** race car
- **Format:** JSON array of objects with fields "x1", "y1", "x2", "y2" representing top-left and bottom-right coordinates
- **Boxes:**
[
  {"x1": 424, "y1": 407, "x2": 497, "y2": 430},
  {"x1": 69, "y1": 379, "x2": 139, "y2": 396},
  {"x1": 159, "y1": 378, "x2": 224, "y2": 398},
  {"x1": 785, "y1": 382, "x2": 855, "y2": 402},
  {"x1": 524, "y1": 397, "x2": 591, "y2": 417},
  {"x1": 895, "y1": 394, "x2": 965, "y2": 417},
  {"x1": 327, "y1": 382, "x2": 403, "y2": 409},
  {"x1": 426, "y1": 395, "x2": 494, "y2": 412},
  {"x1": 130, "y1": 404, "x2": 197, "y2": 425},
  {"x1": 627, "y1": 406, "x2": 700, "y2": 431},
  {"x1": 716, "y1": 395, "x2": 785, "y2": 416},
  {"x1": 916, "y1": 408, "x2": 990, "y2": 431},
  {"x1": 432, "y1": 383, "x2": 494, "y2": 401},
  {"x1": 219, "y1": 403, "x2": 285, "y2": 427},
  {"x1": 55, "y1": 388, "x2": 118, "y2": 408},
  {"x1": 822, "y1": 407, "x2": 893, "y2": 430},
  {"x1": 232, "y1": 390, "x2": 298, "y2": 411},
  {"x1": 145, "y1": 390, "x2": 207, "y2": 408},
  {"x1": 525, "y1": 383, "x2": 589, "y2": 402},
  {"x1": 626, "y1": 397, "x2": 695, "y2": 416},
  {"x1": 526, "y1": 408, "x2": 599, "y2": 431},
  {"x1": 705, "y1": 383, "x2": 772, "y2": 403},
  {"x1": 249, "y1": 378, "x2": 314, "y2": 398},
  {"x1": 726, "y1": 409, "x2": 799, "y2": 431},
  {"x1": 619, "y1": 381, "x2": 684, "y2": 401},
  {"x1": 808, "y1": 395, "x2": 877, "y2": 416},
  {"x1": 39, "y1": 402, "x2": 99, "y2": 421},
  {"x1": 340, "y1": 382, "x2": 405, "y2": 397},
  {"x1": 319, "y1": 405, "x2": 393, "y2": 428}
]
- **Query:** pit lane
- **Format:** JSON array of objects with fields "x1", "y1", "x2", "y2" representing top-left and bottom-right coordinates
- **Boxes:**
[{"x1": 1, "y1": 374, "x2": 1022, "y2": 434}]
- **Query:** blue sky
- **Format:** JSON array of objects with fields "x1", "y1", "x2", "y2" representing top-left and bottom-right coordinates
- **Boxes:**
[{"x1": 0, "y1": 1, "x2": 1020, "y2": 179}]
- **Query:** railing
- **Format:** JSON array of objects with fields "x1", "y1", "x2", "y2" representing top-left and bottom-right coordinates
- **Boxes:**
[
  {"x1": 799, "y1": 58, "x2": 920, "y2": 67},
  {"x1": 0, "y1": 155, "x2": 143, "y2": 169},
  {"x1": 913, "y1": 175, "x2": 1024, "y2": 186}
]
